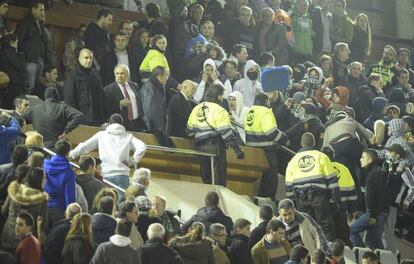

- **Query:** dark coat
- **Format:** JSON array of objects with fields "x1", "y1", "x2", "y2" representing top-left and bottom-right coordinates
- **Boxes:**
[
  {"x1": 15, "y1": 14, "x2": 51, "y2": 63},
  {"x1": 228, "y1": 233, "x2": 253, "y2": 264},
  {"x1": 76, "y1": 174, "x2": 105, "y2": 209},
  {"x1": 137, "y1": 215, "x2": 162, "y2": 242},
  {"x1": 144, "y1": 17, "x2": 168, "y2": 37},
  {"x1": 44, "y1": 219, "x2": 71, "y2": 264},
  {"x1": 84, "y1": 22, "x2": 112, "y2": 64},
  {"x1": 256, "y1": 22, "x2": 289, "y2": 65},
  {"x1": 142, "y1": 238, "x2": 183, "y2": 264},
  {"x1": 92, "y1": 213, "x2": 117, "y2": 246},
  {"x1": 170, "y1": 236, "x2": 215, "y2": 264},
  {"x1": 248, "y1": 221, "x2": 267, "y2": 249},
  {"x1": 0, "y1": 45, "x2": 27, "y2": 94},
  {"x1": 341, "y1": 74, "x2": 368, "y2": 109},
  {"x1": 100, "y1": 50, "x2": 140, "y2": 86},
  {"x1": 355, "y1": 84, "x2": 385, "y2": 123},
  {"x1": 333, "y1": 58, "x2": 349, "y2": 87},
  {"x1": 364, "y1": 162, "x2": 390, "y2": 217},
  {"x1": 223, "y1": 19, "x2": 256, "y2": 58},
  {"x1": 62, "y1": 236, "x2": 95, "y2": 264},
  {"x1": 197, "y1": 0, "x2": 225, "y2": 29},
  {"x1": 181, "y1": 206, "x2": 234, "y2": 235},
  {"x1": 64, "y1": 64, "x2": 107, "y2": 125},
  {"x1": 167, "y1": 91, "x2": 195, "y2": 137},
  {"x1": 311, "y1": 6, "x2": 332, "y2": 54},
  {"x1": 0, "y1": 163, "x2": 15, "y2": 203},
  {"x1": 349, "y1": 25, "x2": 369, "y2": 62},
  {"x1": 140, "y1": 76, "x2": 168, "y2": 132},
  {"x1": 24, "y1": 97, "x2": 84, "y2": 145}
]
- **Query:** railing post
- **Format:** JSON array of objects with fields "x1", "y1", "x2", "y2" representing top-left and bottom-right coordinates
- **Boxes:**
[{"x1": 210, "y1": 156, "x2": 215, "y2": 186}]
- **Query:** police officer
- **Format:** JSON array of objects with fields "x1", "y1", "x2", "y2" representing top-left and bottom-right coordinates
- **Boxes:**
[
  {"x1": 244, "y1": 93, "x2": 289, "y2": 200},
  {"x1": 285, "y1": 132, "x2": 340, "y2": 241},
  {"x1": 187, "y1": 84, "x2": 244, "y2": 186}
]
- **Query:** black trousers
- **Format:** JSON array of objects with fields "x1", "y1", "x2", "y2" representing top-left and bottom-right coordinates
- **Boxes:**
[
  {"x1": 196, "y1": 138, "x2": 227, "y2": 186},
  {"x1": 333, "y1": 207, "x2": 352, "y2": 247},
  {"x1": 258, "y1": 147, "x2": 280, "y2": 200},
  {"x1": 124, "y1": 117, "x2": 146, "y2": 132},
  {"x1": 297, "y1": 191, "x2": 337, "y2": 241}
]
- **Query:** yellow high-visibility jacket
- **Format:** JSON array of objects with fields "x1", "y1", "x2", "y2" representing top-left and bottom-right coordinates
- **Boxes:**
[
  {"x1": 333, "y1": 161, "x2": 358, "y2": 204},
  {"x1": 244, "y1": 105, "x2": 287, "y2": 147},
  {"x1": 285, "y1": 149, "x2": 340, "y2": 203},
  {"x1": 187, "y1": 102, "x2": 236, "y2": 145},
  {"x1": 139, "y1": 49, "x2": 170, "y2": 73}
]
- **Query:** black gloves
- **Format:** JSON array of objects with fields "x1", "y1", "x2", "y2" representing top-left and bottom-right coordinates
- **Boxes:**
[{"x1": 232, "y1": 145, "x2": 245, "y2": 159}]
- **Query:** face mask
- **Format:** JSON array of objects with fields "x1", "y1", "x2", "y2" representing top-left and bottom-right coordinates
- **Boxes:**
[
  {"x1": 307, "y1": 77, "x2": 319, "y2": 85},
  {"x1": 247, "y1": 71, "x2": 259, "y2": 81}
]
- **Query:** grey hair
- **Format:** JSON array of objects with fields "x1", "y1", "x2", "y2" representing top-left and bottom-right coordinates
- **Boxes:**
[
  {"x1": 278, "y1": 199, "x2": 295, "y2": 211},
  {"x1": 114, "y1": 64, "x2": 130, "y2": 75},
  {"x1": 333, "y1": 42, "x2": 350, "y2": 58},
  {"x1": 132, "y1": 168, "x2": 151, "y2": 184},
  {"x1": 147, "y1": 223, "x2": 165, "y2": 239},
  {"x1": 209, "y1": 223, "x2": 226, "y2": 236}
]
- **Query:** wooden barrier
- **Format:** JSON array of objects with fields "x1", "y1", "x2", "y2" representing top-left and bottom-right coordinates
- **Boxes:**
[{"x1": 66, "y1": 126, "x2": 269, "y2": 197}]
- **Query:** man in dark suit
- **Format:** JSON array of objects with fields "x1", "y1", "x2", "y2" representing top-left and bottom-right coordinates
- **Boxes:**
[
  {"x1": 10, "y1": 96, "x2": 29, "y2": 119},
  {"x1": 167, "y1": 80, "x2": 196, "y2": 137},
  {"x1": 104, "y1": 64, "x2": 146, "y2": 132},
  {"x1": 100, "y1": 31, "x2": 140, "y2": 86}
]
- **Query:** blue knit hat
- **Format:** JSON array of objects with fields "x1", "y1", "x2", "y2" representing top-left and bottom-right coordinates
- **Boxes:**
[
  {"x1": 184, "y1": 34, "x2": 207, "y2": 59},
  {"x1": 261, "y1": 66, "x2": 290, "y2": 92}
]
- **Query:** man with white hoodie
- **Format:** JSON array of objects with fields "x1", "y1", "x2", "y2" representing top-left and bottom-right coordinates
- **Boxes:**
[
  {"x1": 90, "y1": 219, "x2": 142, "y2": 264},
  {"x1": 234, "y1": 60, "x2": 263, "y2": 107},
  {"x1": 228, "y1": 91, "x2": 250, "y2": 144},
  {"x1": 194, "y1": 58, "x2": 229, "y2": 102},
  {"x1": 69, "y1": 113, "x2": 147, "y2": 193}
]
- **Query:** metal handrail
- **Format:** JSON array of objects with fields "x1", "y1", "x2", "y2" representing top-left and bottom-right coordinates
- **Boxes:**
[{"x1": 146, "y1": 145, "x2": 215, "y2": 157}]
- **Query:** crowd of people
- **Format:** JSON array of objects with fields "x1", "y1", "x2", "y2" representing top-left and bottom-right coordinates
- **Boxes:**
[{"x1": 1, "y1": 0, "x2": 414, "y2": 263}]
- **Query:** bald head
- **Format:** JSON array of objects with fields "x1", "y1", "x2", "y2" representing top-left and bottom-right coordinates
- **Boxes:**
[
  {"x1": 65, "y1": 203, "x2": 82, "y2": 220},
  {"x1": 180, "y1": 80, "x2": 196, "y2": 97},
  {"x1": 79, "y1": 48, "x2": 93, "y2": 68},
  {"x1": 147, "y1": 223, "x2": 165, "y2": 240}
]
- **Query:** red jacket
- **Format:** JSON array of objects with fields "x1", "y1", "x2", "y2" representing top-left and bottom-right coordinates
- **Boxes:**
[{"x1": 15, "y1": 233, "x2": 41, "y2": 264}]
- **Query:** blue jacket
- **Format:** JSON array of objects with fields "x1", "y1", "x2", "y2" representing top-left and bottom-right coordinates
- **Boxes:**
[
  {"x1": 44, "y1": 154, "x2": 76, "y2": 209},
  {"x1": 363, "y1": 97, "x2": 388, "y2": 131},
  {"x1": 0, "y1": 118, "x2": 20, "y2": 165}
]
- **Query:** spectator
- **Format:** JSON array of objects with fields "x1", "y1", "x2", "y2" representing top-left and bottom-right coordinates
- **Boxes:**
[
  {"x1": 285, "y1": 245, "x2": 309, "y2": 264},
  {"x1": 151, "y1": 195, "x2": 180, "y2": 239},
  {"x1": 104, "y1": 64, "x2": 146, "y2": 132},
  {"x1": 44, "y1": 203, "x2": 82, "y2": 264},
  {"x1": 63, "y1": 24, "x2": 86, "y2": 73},
  {"x1": 117, "y1": 200, "x2": 144, "y2": 249},
  {"x1": 267, "y1": 0, "x2": 294, "y2": 46},
  {"x1": 9, "y1": 96, "x2": 30, "y2": 119},
  {"x1": 92, "y1": 196, "x2": 117, "y2": 246},
  {"x1": 101, "y1": 32, "x2": 140, "y2": 86},
  {"x1": 14, "y1": 212, "x2": 41, "y2": 264},
  {"x1": 259, "y1": 52, "x2": 276, "y2": 70},
  {"x1": 349, "y1": 13, "x2": 371, "y2": 62},
  {"x1": 286, "y1": 132, "x2": 340, "y2": 240},
  {"x1": 318, "y1": 55, "x2": 333, "y2": 80},
  {"x1": 356, "y1": 73, "x2": 385, "y2": 123},
  {"x1": 0, "y1": 112, "x2": 21, "y2": 165},
  {"x1": 197, "y1": 0, "x2": 225, "y2": 30},
  {"x1": 182, "y1": 191, "x2": 234, "y2": 235},
  {"x1": 367, "y1": 45, "x2": 399, "y2": 90},
  {"x1": 90, "y1": 219, "x2": 142, "y2": 264},
  {"x1": 61, "y1": 213, "x2": 95, "y2": 264},
  {"x1": 0, "y1": 34, "x2": 27, "y2": 109},
  {"x1": 327, "y1": 239, "x2": 345, "y2": 264},
  {"x1": 234, "y1": 60, "x2": 262, "y2": 106},
  {"x1": 209, "y1": 223, "x2": 230, "y2": 264},
  {"x1": 276, "y1": 199, "x2": 328, "y2": 253},
  {"x1": 142, "y1": 223, "x2": 183, "y2": 264},
  {"x1": 167, "y1": 80, "x2": 196, "y2": 137},
  {"x1": 25, "y1": 131, "x2": 44, "y2": 154},
  {"x1": 387, "y1": 68, "x2": 414, "y2": 103},
  {"x1": 361, "y1": 251, "x2": 379, "y2": 264},
  {"x1": 24, "y1": 87, "x2": 84, "y2": 148},
  {"x1": 84, "y1": 8, "x2": 113, "y2": 65},
  {"x1": 140, "y1": 66, "x2": 174, "y2": 146},
  {"x1": 119, "y1": 20, "x2": 134, "y2": 39},
  {"x1": 311, "y1": 249, "x2": 326, "y2": 264},
  {"x1": 229, "y1": 218, "x2": 253, "y2": 264},
  {"x1": 15, "y1": 1, "x2": 51, "y2": 94},
  {"x1": 332, "y1": 42, "x2": 350, "y2": 86},
  {"x1": 224, "y1": 6, "x2": 256, "y2": 58},
  {"x1": 257, "y1": 7, "x2": 289, "y2": 66},
  {"x1": 44, "y1": 140, "x2": 76, "y2": 226},
  {"x1": 143, "y1": 3, "x2": 168, "y2": 37},
  {"x1": 134, "y1": 28, "x2": 150, "y2": 72},
  {"x1": 36, "y1": 65, "x2": 64, "y2": 100},
  {"x1": 331, "y1": 0, "x2": 353, "y2": 45},
  {"x1": 170, "y1": 222, "x2": 215, "y2": 264},
  {"x1": 76, "y1": 155, "x2": 105, "y2": 209},
  {"x1": 230, "y1": 44, "x2": 249, "y2": 77},
  {"x1": 189, "y1": 4, "x2": 205, "y2": 28},
  {"x1": 90, "y1": 188, "x2": 118, "y2": 214},
  {"x1": 125, "y1": 167, "x2": 151, "y2": 200},
  {"x1": 219, "y1": 58, "x2": 241, "y2": 92},
  {"x1": 251, "y1": 219, "x2": 291, "y2": 264},
  {"x1": 200, "y1": 20, "x2": 215, "y2": 42},
  {"x1": 312, "y1": 0, "x2": 333, "y2": 58},
  {"x1": 289, "y1": 0, "x2": 313, "y2": 63},
  {"x1": 350, "y1": 149, "x2": 389, "y2": 249},
  {"x1": 248, "y1": 205, "x2": 274, "y2": 249},
  {"x1": 64, "y1": 48, "x2": 107, "y2": 125},
  {"x1": 228, "y1": 91, "x2": 249, "y2": 143},
  {"x1": 0, "y1": 0, "x2": 8, "y2": 38},
  {"x1": 397, "y1": 48, "x2": 414, "y2": 86},
  {"x1": 1, "y1": 167, "x2": 48, "y2": 251},
  {"x1": 363, "y1": 97, "x2": 388, "y2": 132},
  {"x1": 69, "y1": 113, "x2": 147, "y2": 194},
  {"x1": 135, "y1": 195, "x2": 162, "y2": 242},
  {"x1": 139, "y1": 35, "x2": 170, "y2": 79},
  {"x1": 342, "y1": 61, "x2": 367, "y2": 108},
  {"x1": 193, "y1": 58, "x2": 225, "y2": 102}
]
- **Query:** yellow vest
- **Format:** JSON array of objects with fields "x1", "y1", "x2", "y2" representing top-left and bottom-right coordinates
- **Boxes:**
[
  {"x1": 139, "y1": 49, "x2": 170, "y2": 73},
  {"x1": 244, "y1": 105, "x2": 286, "y2": 147},
  {"x1": 285, "y1": 149, "x2": 339, "y2": 201},
  {"x1": 332, "y1": 162, "x2": 358, "y2": 202},
  {"x1": 187, "y1": 102, "x2": 234, "y2": 143}
]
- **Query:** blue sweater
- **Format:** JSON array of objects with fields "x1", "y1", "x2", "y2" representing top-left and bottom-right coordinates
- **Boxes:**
[
  {"x1": 44, "y1": 154, "x2": 76, "y2": 209},
  {"x1": 0, "y1": 118, "x2": 20, "y2": 165}
]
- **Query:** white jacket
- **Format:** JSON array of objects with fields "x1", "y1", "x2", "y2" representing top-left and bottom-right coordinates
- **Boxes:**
[
  {"x1": 228, "y1": 91, "x2": 250, "y2": 143},
  {"x1": 233, "y1": 60, "x2": 262, "y2": 107},
  {"x1": 69, "y1": 124, "x2": 147, "y2": 177}
]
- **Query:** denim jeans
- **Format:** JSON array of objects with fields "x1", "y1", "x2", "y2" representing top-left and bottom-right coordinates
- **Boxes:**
[
  {"x1": 350, "y1": 212, "x2": 388, "y2": 249},
  {"x1": 105, "y1": 175, "x2": 129, "y2": 202},
  {"x1": 25, "y1": 57, "x2": 44, "y2": 93}
]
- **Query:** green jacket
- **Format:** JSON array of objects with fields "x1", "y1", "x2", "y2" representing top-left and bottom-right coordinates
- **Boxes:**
[{"x1": 290, "y1": 10, "x2": 313, "y2": 56}]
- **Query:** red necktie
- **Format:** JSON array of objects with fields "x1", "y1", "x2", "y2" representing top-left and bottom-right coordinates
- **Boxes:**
[{"x1": 121, "y1": 84, "x2": 133, "y2": 121}]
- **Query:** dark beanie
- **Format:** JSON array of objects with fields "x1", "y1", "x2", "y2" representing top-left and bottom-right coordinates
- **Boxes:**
[{"x1": 254, "y1": 93, "x2": 269, "y2": 107}]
